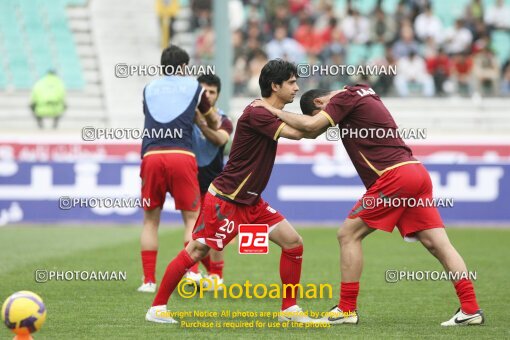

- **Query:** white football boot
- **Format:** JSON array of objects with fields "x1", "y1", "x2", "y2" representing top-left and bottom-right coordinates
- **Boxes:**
[
  {"x1": 277, "y1": 305, "x2": 318, "y2": 323},
  {"x1": 204, "y1": 274, "x2": 224, "y2": 291},
  {"x1": 441, "y1": 308, "x2": 485, "y2": 326},
  {"x1": 137, "y1": 282, "x2": 156, "y2": 293},
  {"x1": 145, "y1": 305, "x2": 178, "y2": 324},
  {"x1": 183, "y1": 270, "x2": 203, "y2": 285},
  {"x1": 320, "y1": 306, "x2": 359, "y2": 325}
]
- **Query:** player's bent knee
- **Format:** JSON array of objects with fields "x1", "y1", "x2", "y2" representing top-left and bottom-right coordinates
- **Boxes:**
[
  {"x1": 417, "y1": 231, "x2": 445, "y2": 256},
  {"x1": 295, "y1": 235, "x2": 303, "y2": 247},
  {"x1": 338, "y1": 218, "x2": 372, "y2": 244},
  {"x1": 286, "y1": 236, "x2": 303, "y2": 249},
  {"x1": 189, "y1": 248, "x2": 208, "y2": 262},
  {"x1": 186, "y1": 241, "x2": 210, "y2": 262},
  {"x1": 337, "y1": 226, "x2": 353, "y2": 244},
  {"x1": 280, "y1": 234, "x2": 303, "y2": 250},
  {"x1": 419, "y1": 238, "x2": 442, "y2": 257}
]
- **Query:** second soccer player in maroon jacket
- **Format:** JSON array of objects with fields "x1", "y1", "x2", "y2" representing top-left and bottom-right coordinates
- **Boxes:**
[{"x1": 252, "y1": 84, "x2": 484, "y2": 327}]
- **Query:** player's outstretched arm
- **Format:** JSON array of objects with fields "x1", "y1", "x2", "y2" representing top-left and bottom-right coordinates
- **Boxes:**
[
  {"x1": 251, "y1": 99, "x2": 330, "y2": 133},
  {"x1": 302, "y1": 126, "x2": 328, "y2": 139},
  {"x1": 277, "y1": 124, "x2": 326, "y2": 140},
  {"x1": 278, "y1": 124, "x2": 304, "y2": 140}
]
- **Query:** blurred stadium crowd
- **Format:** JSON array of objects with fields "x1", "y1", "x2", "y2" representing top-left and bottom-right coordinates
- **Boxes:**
[{"x1": 187, "y1": 0, "x2": 510, "y2": 97}]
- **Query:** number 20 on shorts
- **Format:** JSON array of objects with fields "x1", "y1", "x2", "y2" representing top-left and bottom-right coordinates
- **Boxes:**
[{"x1": 238, "y1": 224, "x2": 269, "y2": 254}]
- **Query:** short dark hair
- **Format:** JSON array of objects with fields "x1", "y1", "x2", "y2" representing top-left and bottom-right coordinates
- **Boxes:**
[
  {"x1": 160, "y1": 45, "x2": 189, "y2": 75},
  {"x1": 197, "y1": 74, "x2": 221, "y2": 93},
  {"x1": 300, "y1": 89, "x2": 331, "y2": 115},
  {"x1": 259, "y1": 59, "x2": 298, "y2": 98}
]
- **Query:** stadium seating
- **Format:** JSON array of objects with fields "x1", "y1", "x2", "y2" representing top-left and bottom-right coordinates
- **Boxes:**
[
  {"x1": 491, "y1": 30, "x2": 510, "y2": 65},
  {"x1": 368, "y1": 43, "x2": 385, "y2": 61},
  {"x1": 345, "y1": 43, "x2": 385, "y2": 65},
  {"x1": 333, "y1": 0, "x2": 509, "y2": 28},
  {"x1": 432, "y1": 0, "x2": 471, "y2": 28},
  {"x1": 0, "y1": 0, "x2": 111, "y2": 129},
  {"x1": 0, "y1": 0, "x2": 84, "y2": 90},
  {"x1": 346, "y1": 44, "x2": 368, "y2": 65},
  {"x1": 0, "y1": 0, "x2": 508, "y2": 132}
]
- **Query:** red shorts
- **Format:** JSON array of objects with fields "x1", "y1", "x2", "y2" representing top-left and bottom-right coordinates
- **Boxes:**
[
  {"x1": 348, "y1": 163, "x2": 444, "y2": 238},
  {"x1": 140, "y1": 151, "x2": 200, "y2": 211},
  {"x1": 192, "y1": 192, "x2": 285, "y2": 251}
]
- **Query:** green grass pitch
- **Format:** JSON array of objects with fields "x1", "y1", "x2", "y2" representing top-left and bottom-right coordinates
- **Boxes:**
[{"x1": 0, "y1": 226, "x2": 508, "y2": 339}]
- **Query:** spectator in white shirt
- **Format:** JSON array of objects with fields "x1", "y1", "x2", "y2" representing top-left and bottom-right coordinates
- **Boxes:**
[
  {"x1": 266, "y1": 24, "x2": 306, "y2": 63},
  {"x1": 229, "y1": 0, "x2": 245, "y2": 31},
  {"x1": 472, "y1": 46, "x2": 500, "y2": 96},
  {"x1": 443, "y1": 19, "x2": 473, "y2": 54},
  {"x1": 484, "y1": 0, "x2": 510, "y2": 30},
  {"x1": 394, "y1": 51, "x2": 435, "y2": 97},
  {"x1": 340, "y1": 9, "x2": 370, "y2": 44},
  {"x1": 414, "y1": 5, "x2": 443, "y2": 44},
  {"x1": 392, "y1": 22, "x2": 420, "y2": 59}
]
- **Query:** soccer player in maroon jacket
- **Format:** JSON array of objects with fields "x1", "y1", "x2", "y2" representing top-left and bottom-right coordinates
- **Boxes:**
[
  {"x1": 145, "y1": 59, "x2": 321, "y2": 324},
  {"x1": 252, "y1": 84, "x2": 484, "y2": 326},
  {"x1": 188, "y1": 74, "x2": 234, "y2": 288}
]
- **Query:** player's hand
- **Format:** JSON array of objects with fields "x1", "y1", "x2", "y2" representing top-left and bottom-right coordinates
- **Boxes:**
[
  {"x1": 194, "y1": 109, "x2": 207, "y2": 127},
  {"x1": 251, "y1": 99, "x2": 279, "y2": 116}
]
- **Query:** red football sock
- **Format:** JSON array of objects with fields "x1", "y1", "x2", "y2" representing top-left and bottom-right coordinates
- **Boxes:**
[
  {"x1": 454, "y1": 279, "x2": 479, "y2": 314},
  {"x1": 208, "y1": 260, "x2": 224, "y2": 278},
  {"x1": 280, "y1": 245, "x2": 303, "y2": 310},
  {"x1": 184, "y1": 241, "x2": 200, "y2": 273},
  {"x1": 338, "y1": 282, "x2": 360, "y2": 312},
  {"x1": 141, "y1": 250, "x2": 157, "y2": 283},
  {"x1": 201, "y1": 255, "x2": 211, "y2": 273},
  {"x1": 152, "y1": 249, "x2": 196, "y2": 306}
]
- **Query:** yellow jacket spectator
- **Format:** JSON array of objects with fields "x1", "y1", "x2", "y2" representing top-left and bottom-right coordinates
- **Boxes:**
[
  {"x1": 30, "y1": 71, "x2": 67, "y2": 129},
  {"x1": 155, "y1": 0, "x2": 180, "y2": 48}
]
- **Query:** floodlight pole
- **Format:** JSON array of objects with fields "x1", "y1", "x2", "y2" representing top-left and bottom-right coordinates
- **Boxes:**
[{"x1": 213, "y1": 0, "x2": 232, "y2": 115}]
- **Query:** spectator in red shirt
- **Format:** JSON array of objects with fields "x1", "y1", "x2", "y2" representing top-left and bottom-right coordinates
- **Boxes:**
[
  {"x1": 288, "y1": 0, "x2": 310, "y2": 14},
  {"x1": 293, "y1": 18, "x2": 324, "y2": 56},
  {"x1": 317, "y1": 17, "x2": 338, "y2": 46},
  {"x1": 452, "y1": 52, "x2": 474, "y2": 96},
  {"x1": 426, "y1": 48, "x2": 451, "y2": 96}
]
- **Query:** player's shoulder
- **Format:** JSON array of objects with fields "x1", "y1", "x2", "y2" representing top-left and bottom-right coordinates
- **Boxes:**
[
  {"x1": 345, "y1": 84, "x2": 379, "y2": 98},
  {"x1": 220, "y1": 115, "x2": 233, "y2": 126},
  {"x1": 180, "y1": 75, "x2": 199, "y2": 83},
  {"x1": 218, "y1": 111, "x2": 233, "y2": 131},
  {"x1": 217, "y1": 109, "x2": 231, "y2": 121},
  {"x1": 245, "y1": 102, "x2": 272, "y2": 115},
  {"x1": 182, "y1": 76, "x2": 201, "y2": 93},
  {"x1": 241, "y1": 102, "x2": 272, "y2": 119}
]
